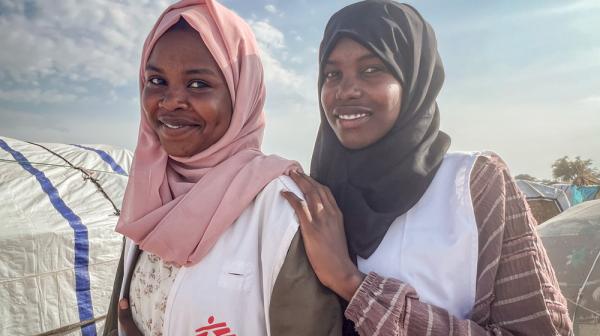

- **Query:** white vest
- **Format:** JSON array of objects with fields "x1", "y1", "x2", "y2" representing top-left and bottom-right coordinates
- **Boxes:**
[
  {"x1": 120, "y1": 176, "x2": 303, "y2": 336},
  {"x1": 357, "y1": 152, "x2": 479, "y2": 318}
]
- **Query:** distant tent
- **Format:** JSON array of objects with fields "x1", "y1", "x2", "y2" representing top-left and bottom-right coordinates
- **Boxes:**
[
  {"x1": 554, "y1": 184, "x2": 600, "y2": 206},
  {"x1": 538, "y1": 200, "x2": 600, "y2": 336},
  {"x1": 0, "y1": 136, "x2": 131, "y2": 336},
  {"x1": 516, "y1": 180, "x2": 571, "y2": 224}
]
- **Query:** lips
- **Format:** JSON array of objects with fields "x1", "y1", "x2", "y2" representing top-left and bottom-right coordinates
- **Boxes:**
[
  {"x1": 332, "y1": 106, "x2": 372, "y2": 129},
  {"x1": 158, "y1": 115, "x2": 201, "y2": 128},
  {"x1": 156, "y1": 115, "x2": 203, "y2": 138}
]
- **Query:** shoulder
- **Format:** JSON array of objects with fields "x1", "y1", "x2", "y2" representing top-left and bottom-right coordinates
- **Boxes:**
[
  {"x1": 245, "y1": 175, "x2": 304, "y2": 239},
  {"x1": 259, "y1": 175, "x2": 304, "y2": 199},
  {"x1": 467, "y1": 151, "x2": 515, "y2": 199},
  {"x1": 443, "y1": 151, "x2": 511, "y2": 177},
  {"x1": 471, "y1": 151, "x2": 511, "y2": 179},
  {"x1": 252, "y1": 175, "x2": 305, "y2": 213},
  {"x1": 468, "y1": 151, "x2": 535, "y2": 235}
]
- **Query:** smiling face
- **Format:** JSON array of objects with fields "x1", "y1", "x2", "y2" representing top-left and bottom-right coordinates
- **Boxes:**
[
  {"x1": 321, "y1": 38, "x2": 403, "y2": 150},
  {"x1": 142, "y1": 22, "x2": 233, "y2": 157}
]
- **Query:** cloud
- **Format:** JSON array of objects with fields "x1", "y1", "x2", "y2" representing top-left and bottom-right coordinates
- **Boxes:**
[
  {"x1": 582, "y1": 96, "x2": 600, "y2": 103},
  {"x1": 0, "y1": 1, "x2": 318, "y2": 166},
  {"x1": 249, "y1": 19, "x2": 286, "y2": 50},
  {"x1": 0, "y1": 0, "x2": 169, "y2": 87},
  {"x1": 580, "y1": 95, "x2": 600, "y2": 108},
  {"x1": 264, "y1": 4, "x2": 277, "y2": 14},
  {"x1": 0, "y1": 89, "x2": 78, "y2": 104},
  {"x1": 245, "y1": 18, "x2": 318, "y2": 165},
  {"x1": 0, "y1": 107, "x2": 69, "y2": 134},
  {"x1": 441, "y1": 0, "x2": 600, "y2": 36},
  {"x1": 248, "y1": 19, "x2": 311, "y2": 93},
  {"x1": 530, "y1": 0, "x2": 600, "y2": 17},
  {"x1": 0, "y1": 106, "x2": 139, "y2": 150}
]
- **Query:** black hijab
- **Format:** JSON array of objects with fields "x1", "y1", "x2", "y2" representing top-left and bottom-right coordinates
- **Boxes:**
[{"x1": 311, "y1": 0, "x2": 451, "y2": 259}]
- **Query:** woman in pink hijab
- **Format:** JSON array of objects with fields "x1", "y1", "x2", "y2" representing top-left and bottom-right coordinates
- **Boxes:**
[{"x1": 103, "y1": 1, "x2": 341, "y2": 335}]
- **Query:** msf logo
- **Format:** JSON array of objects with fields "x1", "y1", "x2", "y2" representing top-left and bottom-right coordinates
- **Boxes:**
[{"x1": 195, "y1": 316, "x2": 236, "y2": 336}]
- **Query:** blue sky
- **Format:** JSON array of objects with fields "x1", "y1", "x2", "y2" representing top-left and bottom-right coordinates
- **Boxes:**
[{"x1": 0, "y1": 0, "x2": 598, "y2": 179}]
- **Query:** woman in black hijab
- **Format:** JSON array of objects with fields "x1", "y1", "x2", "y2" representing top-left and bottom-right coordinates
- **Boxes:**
[{"x1": 281, "y1": 1, "x2": 572, "y2": 335}]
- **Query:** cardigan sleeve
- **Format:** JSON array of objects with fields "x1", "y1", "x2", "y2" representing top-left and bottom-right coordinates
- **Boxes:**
[
  {"x1": 269, "y1": 231, "x2": 343, "y2": 335},
  {"x1": 103, "y1": 238, "x2": 125, "y2": 336},
  {"x1": 344, "y1": 153, "x2": 573, "y2": 335}
]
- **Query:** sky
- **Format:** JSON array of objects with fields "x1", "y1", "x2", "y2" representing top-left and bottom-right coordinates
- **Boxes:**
[{"x1": 0, "y1": 0, "x2": 598, "y2": 179}]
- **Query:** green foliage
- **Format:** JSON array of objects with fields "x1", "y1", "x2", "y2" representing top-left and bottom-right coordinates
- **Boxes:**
[
  {"x1": 515, "y1": 174, "x2": 537, "y2": 181},
  {"x1": 551, "y1": 156, "x2": 599, "y2": 184}
]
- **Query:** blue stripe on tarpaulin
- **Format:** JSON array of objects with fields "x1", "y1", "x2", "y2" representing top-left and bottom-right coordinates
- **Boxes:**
[
  {"x1": 0, "y1": 139, "x2": 97, "y2": 336},
  {"x1": 72, "y1": 144, "x2": 128, "y2": 176}
]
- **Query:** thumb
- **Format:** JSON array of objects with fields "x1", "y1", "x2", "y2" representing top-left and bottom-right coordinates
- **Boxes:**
[
  {"x1": 118, "y1": 298, "x2": 133, "y2": 321},
  {"x1": 119, "y1": 298, "x2": 129, "y2": 310}
]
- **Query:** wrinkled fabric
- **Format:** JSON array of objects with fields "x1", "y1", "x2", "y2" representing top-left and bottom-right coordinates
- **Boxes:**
[
  {"x1": 116, "y1": 0, "x2": 298, "y2": 266},
  {"x1": 311, "y1": 0, "x2": 451, "y2": 258}
]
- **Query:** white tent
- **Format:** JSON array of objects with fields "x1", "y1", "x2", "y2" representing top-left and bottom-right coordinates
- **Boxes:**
[
  {"x1": 538, "y1": 200, "x2": 600, "y2": 336},
  {"x1": 516, "y1": 180, "x2": 571, "y2": 211},
  {"x1": 0, "y1": 136, "x2": 132, "y2": 336},
  {"x1": 516, "y1": 180, "x2": 571, "y2": 224}
]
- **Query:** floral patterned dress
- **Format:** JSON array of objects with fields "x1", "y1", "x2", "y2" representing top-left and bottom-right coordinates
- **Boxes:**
[{"x1": 129, "y1": 251, "x2": 180, "y2": 336}]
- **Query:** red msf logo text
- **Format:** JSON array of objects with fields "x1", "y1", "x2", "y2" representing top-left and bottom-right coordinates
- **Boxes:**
[{"x1": 195, "y1": 316, "x2": 236, "y2": 336}]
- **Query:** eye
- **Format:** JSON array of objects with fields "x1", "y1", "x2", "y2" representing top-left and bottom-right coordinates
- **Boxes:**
[
  {"x1": 363, "y1": 66, "x2": 382, "y2": 74},
  {"x1": 324, "y1": 71, "x2": 340, "y2": 81},
  {"x1": 148, "y1": 77, "x2": 165, "y2": 86},
  {"x1": 189, "y1": 80, "x2": 209, "y2": 89}
]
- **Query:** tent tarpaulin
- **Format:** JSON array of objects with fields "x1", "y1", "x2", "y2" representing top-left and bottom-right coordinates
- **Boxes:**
[
  {"x1": 538, "y1": 200, "x2": 600, "y2": 336},
  {"x1": 555, "y1": 184, "x2": 600, "y2": 206},
  {"x1": 516, "y1": 180, "x2": 571, "y2": 224},
  {"x1": 0, "y1": 136, "x2": 132, "y2": 336}
]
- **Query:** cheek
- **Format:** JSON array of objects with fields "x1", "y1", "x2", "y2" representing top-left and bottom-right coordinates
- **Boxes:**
[
  {"x1": 205, "y1": 93, "x2": 233, "y2": 128},
  {"x1": 141, "y1": 88, "x2": 159, "y2": 118},
  {"x1": 320, "y1": 86, "x2": 335, "y2": 118},
  {"x1": 379, "y1": 83, "x2": 402, "y2": 122},
  {"x1": 219, "y1": 103, "x2": 233, "y2": 129}
]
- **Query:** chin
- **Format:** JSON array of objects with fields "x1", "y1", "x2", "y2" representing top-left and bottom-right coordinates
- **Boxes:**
[
  {"x1": 339, "y1": 137, "x2": 368, "y2": 150},
  {"x1": 160, "y1": 143, "x2": 193, "y2": 158},
  {"x1": 163, "y1": 148, "x2": 188, "y2": 157}
]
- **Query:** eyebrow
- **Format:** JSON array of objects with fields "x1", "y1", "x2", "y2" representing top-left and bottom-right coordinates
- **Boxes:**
[
  {"x1": 145, "y1": 64, "x2": 218, "y2": 76},
  {"x1": 325, "y1": 53, "x2": 380, "y2": 65}
]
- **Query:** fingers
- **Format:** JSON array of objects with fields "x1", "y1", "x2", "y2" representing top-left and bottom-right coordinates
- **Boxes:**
[
  {"x1": 288, "y1": 171, "x2": 326, "y2": 213},
  {"x1": 281, "y1": 190, "x2": 313, "y2": 224},
  {"x1": 118, "y1": 298, "x2": 133, "y2": 322},
  {"x1": 119, "y1": 298, "x2": 129, "y2": 310},
  {"x1": 289, "y1": 172, "x2": 338, "y2": 215},
  {"x1": 118, "y1": 298, "x2": 144, "y2": 336},
  {"x1": 301, "y1": 173, "x2": 340, "y2": 211}
]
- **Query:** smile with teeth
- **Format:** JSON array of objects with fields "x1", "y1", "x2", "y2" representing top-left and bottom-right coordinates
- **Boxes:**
[
  {"x1": 337, "y1": 113, "x2": 369, "y2": 120},
  {"x1": 158, "y1": 116, "x2": 200, "y2": 131},
  {"x1": 162, "y1": 121, "x2": 185, "y2": 129}
]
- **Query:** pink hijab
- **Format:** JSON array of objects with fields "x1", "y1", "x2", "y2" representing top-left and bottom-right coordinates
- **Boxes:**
[{"x1": 116, "y1": 0, "x2": 299, "y2": 266}]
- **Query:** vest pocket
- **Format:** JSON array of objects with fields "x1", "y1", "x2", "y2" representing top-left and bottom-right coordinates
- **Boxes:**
[{"x1": 218, "y1": 260, "x2": 253, "y2": 292}]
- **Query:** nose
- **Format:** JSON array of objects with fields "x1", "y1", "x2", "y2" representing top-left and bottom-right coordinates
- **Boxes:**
[
  {"x1": 158, "y1": 86, "x2": 189, "y2": 111},
  {"x1": 335, "y1": 75, "x2": 362, "y2": 101}
]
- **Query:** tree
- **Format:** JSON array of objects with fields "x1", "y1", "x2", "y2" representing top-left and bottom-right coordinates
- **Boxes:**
[
  {"x1": 514, "y1": 174, "x2": 538, "y2": 182},
  {"x1": 551, "y1": 156, "x2": 600, "y2": 185}
]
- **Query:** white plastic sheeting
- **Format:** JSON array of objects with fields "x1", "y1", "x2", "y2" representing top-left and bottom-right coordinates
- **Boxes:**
[
  {"x1": 516, "y1": 180, "x2": 571, "y2": 212},
  {"x1": 0, "y1": 136, "x2": 132, "y2": 336}
]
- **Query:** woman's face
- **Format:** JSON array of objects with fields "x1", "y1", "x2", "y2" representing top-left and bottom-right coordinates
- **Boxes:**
[
  {"x1": 321, "y1": 38, "x2": 402, "y2": 150},
  {"x1": 142, "y1": 26, "x2": 232, "y2": 157}
]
